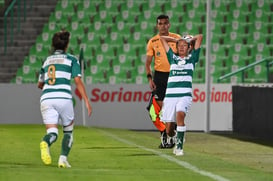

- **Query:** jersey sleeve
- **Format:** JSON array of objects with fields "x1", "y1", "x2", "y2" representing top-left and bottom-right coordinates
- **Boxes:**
[
  {"x1": 192, "y1": 48, "x2": 201, "y2": 64},
  {"x1": 146, "y1": 39, "x2": 154, "y2": 56},
  {"x1": 38, "y1": 67, "x2": 45, "y2": 83},
  {"x1": 70, "y1": 55, "x2": 81, "y2": 78},
  {"x1": 166, "y1": 48, "x2": 175, "y2": 64}
]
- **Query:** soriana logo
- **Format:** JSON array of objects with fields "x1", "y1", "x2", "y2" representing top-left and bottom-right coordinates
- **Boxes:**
[
  {"x1": 193, "y1": 87, "x2": 232, "y2": 103},
  {"x1": 79, "y1": 86, "x2": 232, "y2": 103},
  {"x1": 90, "y1": 87, "x2": 151, "y2": 102}
]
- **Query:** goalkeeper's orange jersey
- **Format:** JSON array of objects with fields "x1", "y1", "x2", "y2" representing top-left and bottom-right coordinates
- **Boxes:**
[{"x1": 146, "y1": 32, "x2": 181, "y2": 72}]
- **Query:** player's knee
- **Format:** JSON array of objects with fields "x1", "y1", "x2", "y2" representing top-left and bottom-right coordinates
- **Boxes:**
[
  {"x1": 47, "y1": 127, "x2": 59, "y2": 135},
  {"x1": 63, "y1": 122, "x2": 74, "y2": 132},
  {"x1": 63, "y1": 122, "x2": 73, "y2": 148}
]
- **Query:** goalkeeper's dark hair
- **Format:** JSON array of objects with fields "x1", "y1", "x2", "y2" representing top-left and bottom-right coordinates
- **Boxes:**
[
  {"x1": 52, "y1": 30, "x2": 70, "y2": 51},
  {"x1": 156, "y1": 14, "x2": 169, "y2": 23}
]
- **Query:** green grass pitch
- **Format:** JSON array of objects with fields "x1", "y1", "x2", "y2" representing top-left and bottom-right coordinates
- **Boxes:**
[{"x1": 0, "y1": 124, "x2": 273, "y2": 181}]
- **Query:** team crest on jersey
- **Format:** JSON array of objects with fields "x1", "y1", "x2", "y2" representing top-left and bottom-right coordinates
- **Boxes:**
[
  {"x1": 173, "y1": 54, "x2": 192, "y2": 67},
  {"x1": 178, "y1": 60, "x2": 186, "y2": 65}
]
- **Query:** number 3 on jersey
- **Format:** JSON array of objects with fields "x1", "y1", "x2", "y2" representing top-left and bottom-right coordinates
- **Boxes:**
[{"x1": 48, "y1": 65, "x2": 56, "y2": 85}]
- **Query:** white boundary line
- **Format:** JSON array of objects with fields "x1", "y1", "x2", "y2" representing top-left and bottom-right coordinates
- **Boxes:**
[{"x1": 100, "y1": 130, "x2": 230, "y2": 181}]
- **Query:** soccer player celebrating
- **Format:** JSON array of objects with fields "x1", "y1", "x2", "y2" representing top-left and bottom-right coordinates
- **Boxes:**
[
  {"x1": 37, "y1": 30, "x2": 92, "y2": 167},
  {"x1": 160, "y1": 34, "x2": 203, "y2": 156}
]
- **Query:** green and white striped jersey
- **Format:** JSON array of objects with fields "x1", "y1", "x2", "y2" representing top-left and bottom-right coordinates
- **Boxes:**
[
  {"x1": 38, "y1": 50, "x2": 81, "y2": 102},
  {"x1": 165, "y1": 48, "x2": 201, "y2": 99}
]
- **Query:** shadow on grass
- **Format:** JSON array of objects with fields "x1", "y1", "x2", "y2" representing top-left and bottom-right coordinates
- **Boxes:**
[
  {"x1": 210, "y1": 131, "x2": 273, "y2": 148},
  {"x1": 128, "y1": 153, "x2": 156, "y2": 156},
  {"x1": 81, "y1": 146, "x2": 137, "y2": 150},
  {"x1": 0, "y1": 161, "x2": 53, "y2": 168}
]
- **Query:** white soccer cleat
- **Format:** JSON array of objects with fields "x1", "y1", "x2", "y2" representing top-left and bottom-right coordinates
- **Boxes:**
[
  {"x1": 173, "y1": 147, "x2": 184, "y2": 156},
  {"x1": 58, "y1": 155, "x2": 71, "y2": 168},
  {"x1": 40, "y1": 141, "x2": 52, "y2": 165}
]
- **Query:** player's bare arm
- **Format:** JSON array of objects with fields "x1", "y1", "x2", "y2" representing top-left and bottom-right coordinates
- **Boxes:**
[
  {"x1": 37, "y1": 81, "x2": 44, "y2": 89},
  {"x1": 160, "y1": 36, "x2": 178, "y2": 43},
  {"x1": 145, "y1": 55, "x2": 153, "y2": 76},
  {"x1": 159, "y1": 36, "x2": 172, "y2": 52},
  {"x1": 74, "y1": 77, "x2": 92, "y2": 117},
  {"x1": 145, "y1": 55, "x2": 156, "y2": 90},
  {"x1": 192, "y1": 34, "x2": 203, "y2": 49}
]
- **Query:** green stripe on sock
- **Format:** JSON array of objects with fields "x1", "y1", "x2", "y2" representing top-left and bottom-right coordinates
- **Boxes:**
[
  {"x1": 177, "y1": 131, "x2": 185, "y2": 149},
  {"x1": 43, "y1": 132, "x2": 58, "y2": 146},
  {"x1": 61, "y1": 132, "x2": 73, "y2": 156}
]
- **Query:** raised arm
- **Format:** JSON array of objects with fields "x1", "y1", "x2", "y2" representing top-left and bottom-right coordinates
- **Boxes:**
[
  {"x1": 160, "y1": 36, "x2": 178, "y2": 52},
  {"x1": 160, "y1": 36, "x2": 178, "y2": 43},
  {"x1": 191, "y1": 34, "x2": 203, "y2": 50}
]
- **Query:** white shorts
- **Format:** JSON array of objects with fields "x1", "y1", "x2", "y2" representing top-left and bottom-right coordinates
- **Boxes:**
[
  {"x1": 40, "y1": 99, "x2": 74, "y2": 126},
  {"x1": 160, "y1": 96, "x2": 192, "y2": 123}
]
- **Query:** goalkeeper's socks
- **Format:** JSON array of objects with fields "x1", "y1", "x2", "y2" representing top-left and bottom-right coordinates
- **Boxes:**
[
  {"x1": 43, "y1": 132, "x2": 58, "y2": 146},
  {"x1": 176, "y1": 126, "x2": 186, "y2": 149},
  {"x1": 61, "y1": 131, "x2": 73, "y2": 156}
]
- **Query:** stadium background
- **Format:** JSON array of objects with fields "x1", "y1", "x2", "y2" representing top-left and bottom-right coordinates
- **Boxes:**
[{"x1": 0, "y1": 0, "x2": 272, "y2": 132}]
